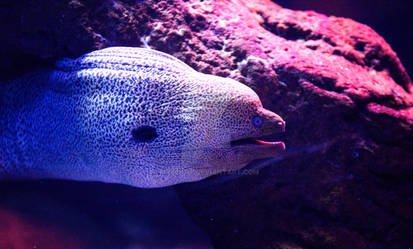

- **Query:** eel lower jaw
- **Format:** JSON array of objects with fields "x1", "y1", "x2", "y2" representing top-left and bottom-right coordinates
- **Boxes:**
[{"x1": 230, "y1": 136, "x2": 286, "y2": 157}]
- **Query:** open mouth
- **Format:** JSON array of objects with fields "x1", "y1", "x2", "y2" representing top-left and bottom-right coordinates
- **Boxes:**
[{"x1": 230, "y1": 133, "x2": 285, "y2": 149}]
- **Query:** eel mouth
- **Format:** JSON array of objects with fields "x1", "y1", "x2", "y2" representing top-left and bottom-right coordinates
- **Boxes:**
[
  {"x1": 230, "y1": 136, "x2": 285, "y2": 148},
  {"x1": 230, "y1": 133, "x2": 286, "y2": 154}
]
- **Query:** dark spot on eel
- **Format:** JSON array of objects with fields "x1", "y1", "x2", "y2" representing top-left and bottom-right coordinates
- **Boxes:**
[{"x1": 132, "y1": 126, "x2": 158, "y2": 142}]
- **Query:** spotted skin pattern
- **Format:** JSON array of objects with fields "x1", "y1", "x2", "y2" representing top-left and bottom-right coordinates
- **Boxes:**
[{"x1": 0, "y1": 47, "x2": 285, "y2": 188}]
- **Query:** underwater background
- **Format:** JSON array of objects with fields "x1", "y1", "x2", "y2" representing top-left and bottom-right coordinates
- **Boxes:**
[{"x1": 1, "y1": 0, "x2": 412, "y2": 249}]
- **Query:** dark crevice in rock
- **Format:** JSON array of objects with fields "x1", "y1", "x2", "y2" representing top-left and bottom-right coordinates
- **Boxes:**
[
  {"x1": 263, "y1": 20, "x2": 322, "y2": 43},
  {"x1": 274, "y1": 65, "x2": 344, "y2": 93},
  {"x1": 354, "y1": 41, "x2": 366, "y2": 52},
  {"x1": 364, "y1": 47, "x2": 411, "y2": 93},
  {"x1": 322, "y1": 36, "x2": 337, "y2": 47},
  {"x1": 361, "y1": 95, "x2": 407, "y2": 111},
  {"x1": 259, "y1": 13, "x2": 337, "y2": 48},
  {"x1": 332, "y1": 49, "x2": 364, "y2": 66},
  {"x1": 230, "y1": 47, "x2": 248, "y2": 63},
  {"x1": 306, "y1": 45, "x2": 319, "y2": 50},
  {"x1": 184, "y1": 12, "x2": 209, "y2": 32}
]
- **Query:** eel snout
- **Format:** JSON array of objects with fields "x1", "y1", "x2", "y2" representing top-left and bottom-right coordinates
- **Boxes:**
[{"x1": 230, "y1": 112, "x2": 286, "y2": 158}]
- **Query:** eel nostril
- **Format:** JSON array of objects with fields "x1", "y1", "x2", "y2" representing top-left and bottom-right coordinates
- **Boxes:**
[{"x1": 276, "y1": 121, "x2": 286, "y2": 132}]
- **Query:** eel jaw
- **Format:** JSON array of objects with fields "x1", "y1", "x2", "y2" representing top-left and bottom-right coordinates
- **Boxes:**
[
  {"x1": 229, "y1": 134, "x2": 286, "y2": 158},
  {"x1": 230, "y1": 137, "x2": 285, "y2": 149}
]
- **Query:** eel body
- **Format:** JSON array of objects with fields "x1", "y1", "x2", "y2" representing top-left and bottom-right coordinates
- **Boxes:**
[{"x1": 0, "y1": 47, "x2": 285, "y2": 188}]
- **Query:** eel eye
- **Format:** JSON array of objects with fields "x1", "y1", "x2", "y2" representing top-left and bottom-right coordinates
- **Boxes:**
[
  {"x1": 252, "y1": 116, "x2": 263, "y2": 128},
  {"x1": 132, "y1": 126, "x2": 158, "y2": 142}
]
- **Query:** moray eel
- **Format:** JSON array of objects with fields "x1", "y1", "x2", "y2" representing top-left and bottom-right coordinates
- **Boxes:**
[{"x1": 0, "y1": 47, "x2": 285, "y2": 188}]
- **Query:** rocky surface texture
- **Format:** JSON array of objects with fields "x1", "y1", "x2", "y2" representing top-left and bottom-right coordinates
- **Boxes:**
[{"x1": 1, "y1": 0, "x2": 412, "y2": 248}]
